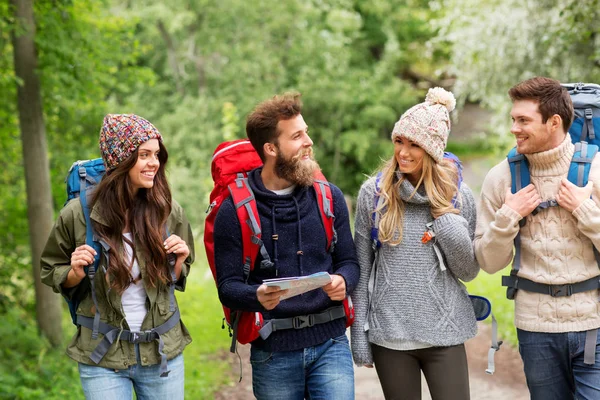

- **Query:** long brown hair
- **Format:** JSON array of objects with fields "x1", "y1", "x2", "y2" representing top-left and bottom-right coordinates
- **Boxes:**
[
  {"x1": 90, "y1": 141, "x2": 172, "y2": 292},
  {"x1": 376, "y1": 153, "x2": 460, "y2": 246}
]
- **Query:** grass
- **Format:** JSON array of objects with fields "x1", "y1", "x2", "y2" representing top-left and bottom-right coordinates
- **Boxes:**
[
  {"x1": 465, "y1": 265, "x2": 519, "y2": 347},
  {"x1": 181, "y1": 264, "x2": 232, "y2": 398},
  {"x1": 0, "y1": 257, "x2": 232, "y2": 400}
]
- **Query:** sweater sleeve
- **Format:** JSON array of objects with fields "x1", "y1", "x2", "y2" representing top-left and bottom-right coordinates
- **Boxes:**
[
  {"x1": 433, "y1": 183, "x2": 480, "y2": 282},
  {"x1": 473, "y1": 163, "x2": 521, "y2": 274},
  {"x1": 350, "y1": 178, "x2": 376, "y2": 366},
  {"x1": 214, "y1": 197, "x2": 264, "y2": 311},
  {"x1": 329, "y1": 184, "x2": 360, "y2": 294}
]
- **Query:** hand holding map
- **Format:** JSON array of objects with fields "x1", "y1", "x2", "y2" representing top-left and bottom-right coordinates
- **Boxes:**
[{"x1": 263, "y1": 272, "x2": 332, "y2": 300}]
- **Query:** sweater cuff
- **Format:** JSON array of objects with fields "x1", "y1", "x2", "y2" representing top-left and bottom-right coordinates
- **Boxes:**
[
  {"x1": 573, "y1": 198, "x2": 596, "y2": 220},
  {"x1": 55, "y1": 265, "x2": 78, "y2": 300},
  {"x1": 497, "y1": 204, "x2": 523, "y2": 227},
  {"x1": 433, "y1": 213, "x2": 466, "y2": 234}
]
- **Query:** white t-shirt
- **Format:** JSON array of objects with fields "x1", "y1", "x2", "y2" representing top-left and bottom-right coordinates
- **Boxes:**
[
  {"x1": 121, "y1": 233, "x2": 148, "y2": 332},
  {"x1": 272, "y1": 184, "x2": 296, "y2": 196}
]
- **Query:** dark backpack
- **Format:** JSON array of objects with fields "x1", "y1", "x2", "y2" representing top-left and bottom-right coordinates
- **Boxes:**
[
  {"x1": 369, "y1": 152, "x2": 501, "y2": 374},
  {"x1": 563, "y1": 83, "x2": 600, "y2": 146},
  {"x1": 204, "y1": 139, "x2": 354, "y2": 353}
]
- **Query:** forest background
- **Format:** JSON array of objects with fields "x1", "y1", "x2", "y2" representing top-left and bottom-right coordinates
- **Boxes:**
[{"x1": 2, "y1": 0, "x2": 599, "y2": 398}]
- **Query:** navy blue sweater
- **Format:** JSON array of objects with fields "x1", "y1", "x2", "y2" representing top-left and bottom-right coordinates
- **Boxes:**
[{"x1": 214, "y1": 168, "x2": 360, "y2": 352}]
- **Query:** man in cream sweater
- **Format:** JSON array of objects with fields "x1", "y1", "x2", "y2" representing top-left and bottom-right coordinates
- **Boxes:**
[{"x1": 475, "y1": 76, "x2": 600, "y2": 399}]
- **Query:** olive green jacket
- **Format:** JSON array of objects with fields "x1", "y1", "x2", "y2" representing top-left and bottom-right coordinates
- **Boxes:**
[{"x1": 41, "y1": 198, "x2": 194, "y2": 370}]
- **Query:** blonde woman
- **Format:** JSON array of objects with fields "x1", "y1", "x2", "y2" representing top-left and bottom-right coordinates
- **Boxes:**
[{"x1": 351, "y1": 88, "x2": 479, "y2": 400}]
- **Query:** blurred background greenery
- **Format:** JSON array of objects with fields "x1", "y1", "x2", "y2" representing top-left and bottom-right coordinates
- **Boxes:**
[{"x1": 2, "y1": 0, "x2": 600, "y2": 398}]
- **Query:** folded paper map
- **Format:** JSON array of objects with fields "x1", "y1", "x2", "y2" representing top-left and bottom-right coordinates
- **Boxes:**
[{"x1": 263, "y1": 272, "x2": 332, "y2": 300}]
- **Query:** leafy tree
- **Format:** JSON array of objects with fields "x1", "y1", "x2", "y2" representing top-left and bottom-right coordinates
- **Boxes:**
[{"x1": 109, "y1": 0, "x2": 447, "y2": 228}]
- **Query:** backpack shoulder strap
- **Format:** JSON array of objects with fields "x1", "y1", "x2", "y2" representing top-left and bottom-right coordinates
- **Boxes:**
[
  {"x1": 569, "y1": 141, "x2": 598, "y2": 186},
  {"x1": 569, "y1": 142, "x2": 600, "y2": 270},
  {"x1": 313, "y1": 170, "x2": 337, "y2": 252},
  {"x1": 228, "y1": 173, "x2": 273, "y2": 279},
  {"x1": 77, "y1": 170, "x2": 103, "y2": 338},
  {"x1": 228, "y1": 173, "x2": 261, "y2": 278},
  {"x1": 505, "y1": 147, "x2": 531, "y2": 298},
  {"x1": 371, "y1": 172, "x2": 384, "y2": 249},
  {"x1": 443, "y1": 151, "x2": 463, "y2": 208},
  {"x1": 507, "y1": 146, "x2": 530, "y2": 194}
]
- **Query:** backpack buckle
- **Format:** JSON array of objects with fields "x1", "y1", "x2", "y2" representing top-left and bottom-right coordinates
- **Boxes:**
[
  {"x1": 292, "y1": 315, "x2": 314, "y2": 329},
  {"x1": 585, "y1": 108, "x2": 594, "y2": 120},
  {"x1": 130, "y1": 331, "x2": 153, "y2": 343},
  {"x1": 550, "y1": 284, "x2": 572, "y2": 297}
]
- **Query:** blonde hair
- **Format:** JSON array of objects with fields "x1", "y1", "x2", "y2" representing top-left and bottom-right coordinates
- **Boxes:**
[{"x1": 376, "y1": 154, "x2": 460, "y2": 246}]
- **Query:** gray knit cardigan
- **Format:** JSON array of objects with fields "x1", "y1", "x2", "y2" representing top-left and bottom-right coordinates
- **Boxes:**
[{"x1": 350, "y1": 175, "x2": 480, "y2": 366}]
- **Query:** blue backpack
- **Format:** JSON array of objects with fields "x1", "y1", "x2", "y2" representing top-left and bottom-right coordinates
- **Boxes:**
[
  {"x1": 64, "y1": 159, "x2": 106, "y2": 326},
  {"x1": 369, "y1": 152, "x2": 502, "y2": 374}
]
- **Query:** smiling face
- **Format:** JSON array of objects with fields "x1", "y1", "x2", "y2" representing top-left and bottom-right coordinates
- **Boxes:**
[
  {"x1": 128, "y1": 139, "x2": 160, "y2": 194},
  {"x1": 510, "y1": 99, "x2": 564, "y2": 154},
  {"x1": 394, "y1": 136, "x2": 426, "y2": 185}
]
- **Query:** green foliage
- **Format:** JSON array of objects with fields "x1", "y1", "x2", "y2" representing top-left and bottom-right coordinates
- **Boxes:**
[
  {"x1": 433, "y1": 0, "x2": 600, "y2": 143},
  {"x1": 181, "y1": 260, "x2": 233, "y2": 398},
  {"x1": 0, "y1": 307, "x2": 83, "y2": 399}
]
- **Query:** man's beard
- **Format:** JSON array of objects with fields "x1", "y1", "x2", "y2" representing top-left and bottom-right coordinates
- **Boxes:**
[{"x1": 274, "y1": 147, "x2": 319, "y2": 187}]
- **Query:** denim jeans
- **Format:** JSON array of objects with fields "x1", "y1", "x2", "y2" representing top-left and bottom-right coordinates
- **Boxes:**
[
  {"x1": 517, "y1": 328, "x2": 600, "y2": 400},
  {"x1": 78, "y1": 351, "x2": 184, "y2": 400},
  {"x1": 250, "y1": 334, "x2": 354, "y2": 399}
]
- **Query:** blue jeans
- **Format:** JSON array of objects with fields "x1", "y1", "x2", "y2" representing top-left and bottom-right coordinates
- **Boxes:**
[
  {"x1": 250, "y1": 334, "x2": 354, "y2": 399},
  {"x1": 518, "y1": 328, "x2": 600, "y2": 400},
  {"x1": 78, "y1": 352, "x2": 184, "y2": 400}
]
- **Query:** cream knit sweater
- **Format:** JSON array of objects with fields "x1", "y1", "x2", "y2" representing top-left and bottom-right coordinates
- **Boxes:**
[{"x1": 475, "y1": 134, "x2": 600, "y2": 333}]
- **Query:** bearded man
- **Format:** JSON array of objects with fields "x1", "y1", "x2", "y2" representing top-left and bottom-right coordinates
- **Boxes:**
[{"x1": 213, "y1": 92, "x2": 359, "y2": 399}]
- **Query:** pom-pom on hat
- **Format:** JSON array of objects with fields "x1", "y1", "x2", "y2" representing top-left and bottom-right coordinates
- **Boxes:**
[
  {"x1": 391, "y1": 87, "x2": 456, "y2": 163},
  {"x1": 99, "y1": 114, "x2": 162, "y2": 170}
]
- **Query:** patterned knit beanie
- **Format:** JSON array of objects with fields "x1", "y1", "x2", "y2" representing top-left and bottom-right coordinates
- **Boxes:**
[
  {"x1": 391, "y1": 87, "x2": 456, "y2": 163},
  {"x1": 99, "y1": 114, "x2": 162, "y2": 170}
]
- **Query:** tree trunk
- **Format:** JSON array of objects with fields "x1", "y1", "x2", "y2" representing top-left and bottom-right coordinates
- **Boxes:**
[{"x1": 11, "y1": 0, "x2": 63, "y2": 347}]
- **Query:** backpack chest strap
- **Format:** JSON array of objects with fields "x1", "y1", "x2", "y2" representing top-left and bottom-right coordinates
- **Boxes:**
[
  {"x1": 78, "y1": 308, "x2": 180, "y2": 377},
  {"x1": 502, "y1": 275, "x2": 600, "y2": 297},
  {"x1": 257, "y1": 305, "x2": 345, "y2": 340}
]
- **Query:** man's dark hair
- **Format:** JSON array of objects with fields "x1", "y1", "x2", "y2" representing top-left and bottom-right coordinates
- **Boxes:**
[
  {"x1": 508, "y1": 76, "x2": 574, "y2": 133},
  {"x1": 246, "y1": 92, "x2": 302, "y2": 161}
]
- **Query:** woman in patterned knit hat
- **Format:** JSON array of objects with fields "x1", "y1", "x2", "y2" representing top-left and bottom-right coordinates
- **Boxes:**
[
  {"x1": 41, "y1": 114, "x2": 194, "y2": 399},
  {"x1": 350, "y1": 88, "x2": 480, "y2": 399}
]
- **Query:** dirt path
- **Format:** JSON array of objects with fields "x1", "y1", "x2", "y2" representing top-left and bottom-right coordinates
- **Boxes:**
[{"x1": 215, "y1": 323, "x2": 528, "y2": 399}]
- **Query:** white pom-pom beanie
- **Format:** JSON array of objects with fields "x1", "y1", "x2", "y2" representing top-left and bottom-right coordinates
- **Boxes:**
[{"x1": 391, "y1": 87, "x2": 456, "y2": 162}]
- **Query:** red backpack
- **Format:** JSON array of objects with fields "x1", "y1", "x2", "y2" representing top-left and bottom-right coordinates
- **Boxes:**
[{"x1": 204, "y1": 139, "x2": 355, "y2": 353}]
